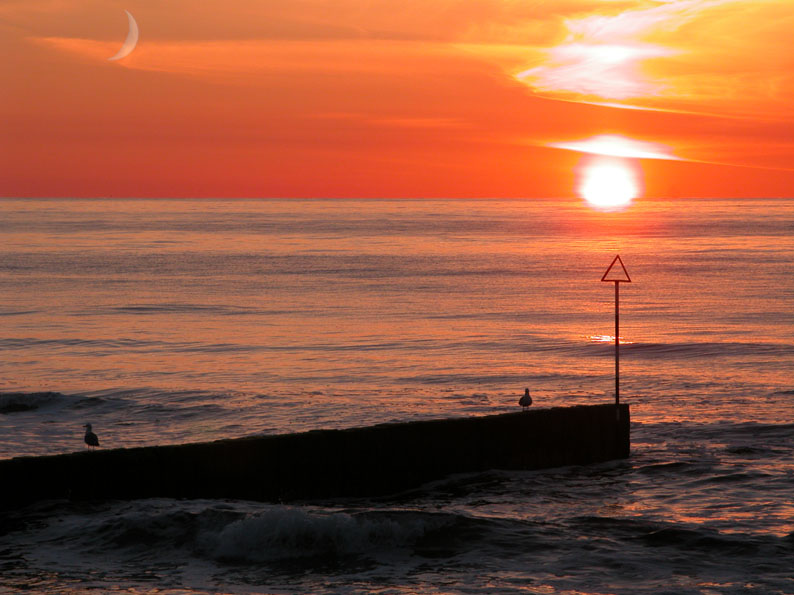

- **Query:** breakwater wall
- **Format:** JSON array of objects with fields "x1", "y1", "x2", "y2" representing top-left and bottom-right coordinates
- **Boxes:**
[{"x1": 0, "y1": 404, "x2": 629, "y2": 509}]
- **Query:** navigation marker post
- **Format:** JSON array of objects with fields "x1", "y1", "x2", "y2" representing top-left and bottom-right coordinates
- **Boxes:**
[{"x1": 601, "y1": 255, "x2": 631, "y2": 408}]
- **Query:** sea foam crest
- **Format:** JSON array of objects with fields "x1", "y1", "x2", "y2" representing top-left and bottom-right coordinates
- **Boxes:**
[{"x1": 203, "y1": 507, "x2": 433, "y2": 562}]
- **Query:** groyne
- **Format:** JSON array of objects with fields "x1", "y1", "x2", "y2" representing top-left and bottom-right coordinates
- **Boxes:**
[{"x1": 0, "y1": 404, "x2": 629, "y2": 509}]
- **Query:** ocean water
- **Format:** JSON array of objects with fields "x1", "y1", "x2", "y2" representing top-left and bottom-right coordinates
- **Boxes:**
[{"x1": 0, "y1": 198, "x2": 792, "y2": 594}]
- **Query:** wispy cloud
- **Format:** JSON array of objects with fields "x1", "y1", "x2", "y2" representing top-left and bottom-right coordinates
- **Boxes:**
[
  {"x1": 32, "y1": 36, "x2": 462, "y2": 79},
  {"x1": 515, "y1": 0, "x2": 794, "y2": 119},
  {"x1": 549, "y1": 134, "x2": 681, "y2": 160},
  {"x1": 517, "y1": 42, "x2": 676, "y2": 100}
]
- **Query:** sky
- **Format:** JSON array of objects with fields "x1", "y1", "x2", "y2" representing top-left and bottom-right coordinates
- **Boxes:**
[{"x1": 2, "y1": 0, "x2": 794, "y2": 198}]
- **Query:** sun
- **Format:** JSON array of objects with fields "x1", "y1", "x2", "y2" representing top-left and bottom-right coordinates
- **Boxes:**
[{"x1": 579, "y1": 158, "x2": 639, "y2": 210}]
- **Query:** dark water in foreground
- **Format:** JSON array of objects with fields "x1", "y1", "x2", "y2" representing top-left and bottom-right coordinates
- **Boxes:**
[{"x1": 0, "y1": 199, "x2": 792, "y2": 593}]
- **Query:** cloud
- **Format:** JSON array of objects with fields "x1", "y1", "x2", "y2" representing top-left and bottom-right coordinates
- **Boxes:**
[
  {"x1": 31, "y1": 36, "x2": 479, "y2": 82},
  {"x1": 517, "y1": 42, "x2": 676, "y2": 100},
  {"x1": 515, "y1": 0, "x2": 794, "y2": 120},
  {"x1": 549, "y1": 134, "x2": 681, "y2": 160}
]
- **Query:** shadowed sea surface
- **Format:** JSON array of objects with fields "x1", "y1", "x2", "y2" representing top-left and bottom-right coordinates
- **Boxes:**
[{"x1": 0, "y1": 198, "x2": 792, "y2": 594}]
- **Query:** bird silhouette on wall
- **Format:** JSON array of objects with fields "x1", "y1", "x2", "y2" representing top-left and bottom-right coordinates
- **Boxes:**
[
  {"x1": 519, "y1": 388, "x2": 533, "y2": 411},
  {"x1": 84, "y1": 423, "x2": 100, "y2": 449}
]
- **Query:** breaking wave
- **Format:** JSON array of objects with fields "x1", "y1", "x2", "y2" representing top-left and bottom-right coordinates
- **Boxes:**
[{"x1": 0, "y1": 392, "x2": 64, "y2": 414}]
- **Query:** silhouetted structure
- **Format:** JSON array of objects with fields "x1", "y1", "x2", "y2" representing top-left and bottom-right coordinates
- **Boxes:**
[{"x1": 1, "y1": 404, "x2": 629, "y2": 509}]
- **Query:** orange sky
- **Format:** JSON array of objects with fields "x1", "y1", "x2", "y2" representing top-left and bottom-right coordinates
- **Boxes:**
[{"x1": 2, "y1": 0, "x2": 794, "y2": 198}]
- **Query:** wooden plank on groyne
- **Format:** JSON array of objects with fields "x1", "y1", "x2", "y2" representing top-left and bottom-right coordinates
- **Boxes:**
[{"x1": 0, "y1": 404, "x2": 629, "y2": 509}]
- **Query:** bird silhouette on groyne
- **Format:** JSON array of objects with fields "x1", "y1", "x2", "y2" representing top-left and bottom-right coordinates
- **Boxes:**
[
  {"x1": 83, "y1": 424, "x2": 100, "y2": 449},
  {"x1": 519, "y1": 388, "x2": 533, "y2": 411}
]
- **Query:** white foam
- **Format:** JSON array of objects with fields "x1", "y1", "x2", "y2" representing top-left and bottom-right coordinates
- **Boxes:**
[{"x1": 202, "y1": 507, "x2": 433, "y2": 562}]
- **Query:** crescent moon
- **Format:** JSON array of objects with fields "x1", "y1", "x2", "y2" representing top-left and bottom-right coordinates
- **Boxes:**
[{"x1": 108, "y1": 10, "x2": 139, "y2": 61}]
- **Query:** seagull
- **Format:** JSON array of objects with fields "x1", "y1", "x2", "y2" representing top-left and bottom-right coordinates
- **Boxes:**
[
  {"x1": 83, "y1": 423, "x2": 100, "y2": 449},
  {"x1": 519, "y1": 388, "x2": 533, "y2": 411}
]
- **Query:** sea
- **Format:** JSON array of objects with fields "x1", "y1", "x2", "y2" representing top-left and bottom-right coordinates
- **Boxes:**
[{"x1": 0, "y1": 198, "x2": 792, "y2": 594}]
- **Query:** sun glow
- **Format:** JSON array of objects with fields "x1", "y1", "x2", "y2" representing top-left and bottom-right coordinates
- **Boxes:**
[{"x1": 579, "y1": 158, "x2": 639, "y2": 210}]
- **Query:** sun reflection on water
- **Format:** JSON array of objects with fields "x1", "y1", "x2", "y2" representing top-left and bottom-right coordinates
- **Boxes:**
[{"x1": 589, "y1": 334, "x2": 634, "y2": 345}]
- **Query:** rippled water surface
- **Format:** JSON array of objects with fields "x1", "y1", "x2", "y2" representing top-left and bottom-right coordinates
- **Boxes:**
[{"x1": 0, "y1": 198, "x2": 792, "y2": 594}]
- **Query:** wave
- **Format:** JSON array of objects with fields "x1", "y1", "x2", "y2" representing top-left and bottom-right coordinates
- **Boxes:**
[
  {"x1": 0, "y1": 391, "x2": 114, "y2": 416},
  {"x1": 571, "y1": 515, "x2": 763, "y2": 553},
  {"x1": 0, "y1": 309, "x2": 39, "y2": 317},
  {"x1": 586, "y1": 340, "x2": 794, "y2": 359},
  {"x1": 0, "y1": 391, "x2": 64, "y2": 414},
  {"x1": 20, "y1": 499, "x2": 789, "y2": 574},
  {"x1": 4, "y1": 333, "x2": 792, "y2": 363},
  {"x1": 42, "y1": 501, "x2": 476, "y2": 564},
  {"x1": 0, "y1": 337, "x2": 262, "y2": 355},
  {"x1": 637, "y1": 525, "x2": 760, "y2": 552},
  {"x1": 205, "y1": 509, "x2": 453, "y2": 562},
  {"x1": 106, "y1": 304, "x2": 290, "y2": 317},
  {"x1": 406, "y1": 372, "x2": 602, "y2": 386}
]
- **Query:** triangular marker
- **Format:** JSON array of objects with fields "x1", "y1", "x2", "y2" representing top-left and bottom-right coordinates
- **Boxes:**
[{"x1": 601, "y1": 255, "x2": 631, "y2": 282}]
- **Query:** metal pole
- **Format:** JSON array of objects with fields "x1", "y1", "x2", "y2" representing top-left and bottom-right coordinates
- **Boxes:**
[
  {"x1": 602, "y1": 254, "x2": 629, "y2": 414},
  {"x1": 615, "y1": 281, "x2": 620, "y2": 406}
]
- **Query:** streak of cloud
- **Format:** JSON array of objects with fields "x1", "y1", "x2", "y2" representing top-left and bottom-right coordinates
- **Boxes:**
[{"x1": 549, "y1": 134, "x2": 681, "y2": 160}]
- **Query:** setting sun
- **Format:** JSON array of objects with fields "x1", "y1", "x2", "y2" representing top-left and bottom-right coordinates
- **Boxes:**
[{"x1": 579, "y1": 158, "x2": 639, "y2": 209}]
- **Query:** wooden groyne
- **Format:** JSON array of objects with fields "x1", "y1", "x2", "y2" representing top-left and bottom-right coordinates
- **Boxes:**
[{"x1": 0, "y1": 404, "x2": 629, "y2": 509}]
